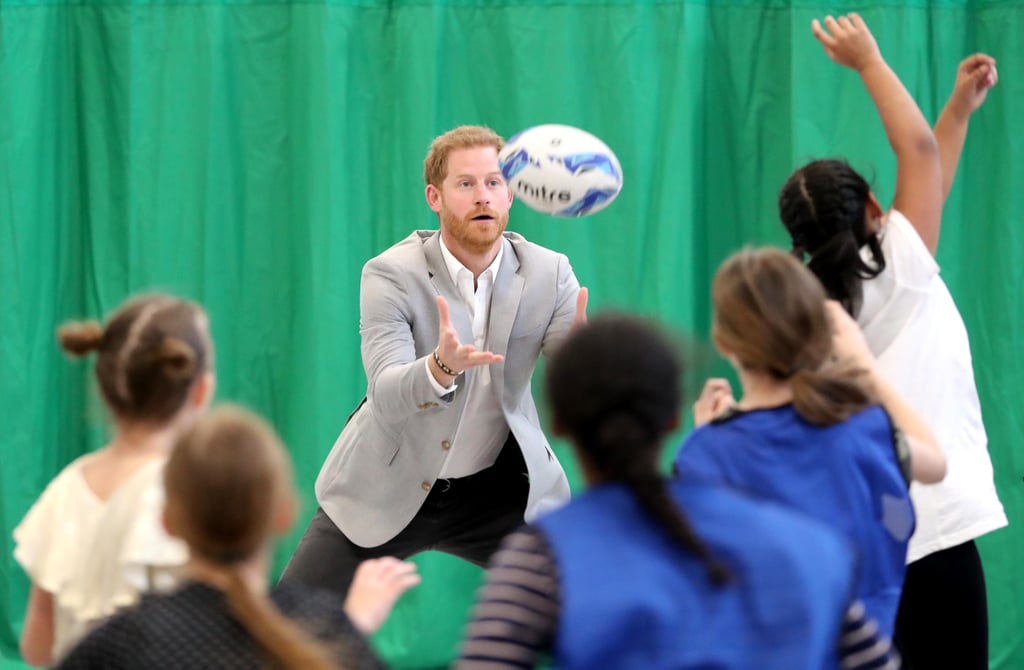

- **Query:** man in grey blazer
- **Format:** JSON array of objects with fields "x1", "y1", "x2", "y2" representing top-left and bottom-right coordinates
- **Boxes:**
[{"x1": 280, "y1": 125, "x2": 587, "y2": 596}]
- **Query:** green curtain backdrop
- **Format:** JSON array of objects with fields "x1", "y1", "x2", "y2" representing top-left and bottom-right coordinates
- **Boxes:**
[{"x1": 2, "y1": 0, "x2": 1021, "y2": 667}]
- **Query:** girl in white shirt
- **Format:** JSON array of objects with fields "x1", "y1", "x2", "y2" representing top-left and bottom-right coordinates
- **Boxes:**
[
  {"x1": 777, "y1": 14, "x2": 1005, "y2": 669},
  {"x1": 14, "y1": 295, "x2": 215, "y2": 665}
]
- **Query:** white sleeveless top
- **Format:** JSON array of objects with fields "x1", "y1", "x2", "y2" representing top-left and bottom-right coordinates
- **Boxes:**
[
  {"x1": 13, "y1": 454, "x2": 188, "y2": 660},
  {"x1": 859, "y1": 210, "x2": 1007, "y2": 562}
]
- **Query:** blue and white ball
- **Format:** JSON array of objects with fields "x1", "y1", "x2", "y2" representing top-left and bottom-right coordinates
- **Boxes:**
[{"x1": 499, "y1": 124, "x2": 623, "y2": 217}]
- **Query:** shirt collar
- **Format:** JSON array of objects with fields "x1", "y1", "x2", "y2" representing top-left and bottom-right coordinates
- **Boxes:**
[{"x1": 438, "y1": 234, "x2": 504, "y2": 286}]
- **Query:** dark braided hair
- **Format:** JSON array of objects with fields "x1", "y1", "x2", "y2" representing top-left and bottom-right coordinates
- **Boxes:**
[
  {"x1": 546, "y1": 314, "x2": 730, "y2": 585},
  {"x1": 779, "y1": 159, "x2": 885, "y2": 316}
]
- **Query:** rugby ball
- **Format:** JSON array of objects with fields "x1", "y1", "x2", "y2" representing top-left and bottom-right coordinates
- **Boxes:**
[{"x1": 499, "y1": 124, "x2": 623, "y2": 217}]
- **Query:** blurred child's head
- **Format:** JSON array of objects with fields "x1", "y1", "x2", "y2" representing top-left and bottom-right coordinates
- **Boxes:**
[
  {"x1": 712, "y1": 247, "x2": 872, "y2": 426},
  {"x1": 163, "y1": 405, "x2": 295, "y2": 565},
  {"x1": 58, "y1": 294, "x2": 214, "y2": 427}
]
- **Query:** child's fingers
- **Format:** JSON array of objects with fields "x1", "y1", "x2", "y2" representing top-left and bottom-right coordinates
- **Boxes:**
[
  {"x1": 971, "y1": 64, "x2": 997, "y2": 91},
  {"x1": 961, "y1": 53, "x2": 996, "y2": 73},
  {"x1": 811, "y1": 19, "x2": 836, "y2": 48}
]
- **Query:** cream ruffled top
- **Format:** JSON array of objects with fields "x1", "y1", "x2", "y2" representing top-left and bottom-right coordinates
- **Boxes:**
[{"x1": 13, "y1": 453, "x2": 189, "y2": 661}]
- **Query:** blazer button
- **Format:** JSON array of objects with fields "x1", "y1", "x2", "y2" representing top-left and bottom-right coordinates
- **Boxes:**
[
  {"x1": 421, "y1": 481, "x2": 432, "y2": 491},
  {"x1": 441, "y1": 440, "x2": 451, "y2": 450}
]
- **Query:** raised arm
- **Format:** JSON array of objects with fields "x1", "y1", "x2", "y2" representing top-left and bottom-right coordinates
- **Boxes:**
[
  {"x1": 827, "y1": 301, "x2": 946, "y2": 484},
  {"x1": 934, "y1": 54, "x2": 998, "y2": 205},
  {"x1": 812, "y1": 13, "x2": 942, "y2": 253}
]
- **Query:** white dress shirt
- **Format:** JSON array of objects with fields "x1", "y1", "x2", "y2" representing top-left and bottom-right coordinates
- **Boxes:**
[{"x1": 422, "y1": 238, "x2": 511, "y2": 478}]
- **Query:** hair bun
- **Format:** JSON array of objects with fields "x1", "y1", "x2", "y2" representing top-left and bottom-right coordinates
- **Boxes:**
[
  {"x1": 58, "y1": 321, "x2": 105, "y2": 356},
  {"x1": 155, "y1": 337, "x2": 198, "y2": 381}
]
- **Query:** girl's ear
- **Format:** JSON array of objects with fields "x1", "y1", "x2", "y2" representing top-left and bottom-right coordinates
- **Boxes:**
[
  {"x1": 865, "y1": 192, "x2": 885, "y2": 232},
  {"x1": 162, "y1": 504, "x2": 180, "y2": 538},
  {"x1": 190, "y1": 372, "x2": 215, "y2": 410}
]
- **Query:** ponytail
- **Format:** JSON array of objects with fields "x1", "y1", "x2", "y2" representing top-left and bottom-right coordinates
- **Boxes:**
[
  {"x1": 222, "y1": 567, "x2": 340, "y2": 670},
  {"x1": 622, "y1": 474, "x2": 731, "y2": 586},
  {"x1": 789, "y1": 362, "x2": 873, "y2": 426},
  {"x1": 594, "y1": 414, "x2": 731, "y2": 586},
  {"x1": 780, "y1": 159, "x2": 885, "y2": 316},
  {"x1": 546, "y1": 316, "x2": 730, "y2": 585},
  {"x1": 165, "y1": 408, "x2": 340, "y2": 670}
]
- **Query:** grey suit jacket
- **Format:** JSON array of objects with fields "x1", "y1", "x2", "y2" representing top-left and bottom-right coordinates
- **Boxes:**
[{"x1": 315, "y1": 230, "x2": 578, "y2": 547}]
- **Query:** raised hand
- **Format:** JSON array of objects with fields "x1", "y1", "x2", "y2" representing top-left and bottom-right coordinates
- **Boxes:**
[
  {"x1": 343, "y1": 557, "x2": 422, "y2": 635},
  {"x1": 947, "y1": 53, "x2": 998, "y2": 120},
  {"x1": 811, "y1": 13, "x2": 883, "y2": 73},
  {"x1": 825, "y1": 300, "x2": 875, "y2": 370},
  {"x1": 571, "y1": 286, "x2": 589, "y2": 332},
  {"x1": 432, "y1": 296, "x2": 504, "y2": 383},
  {"x1": 693, "y1": 378, "x2": 737, "y2": 428}
]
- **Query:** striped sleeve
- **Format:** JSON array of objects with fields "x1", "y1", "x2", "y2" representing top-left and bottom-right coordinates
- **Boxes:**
[
  {"x1": 454, "y1": 526, "x2": 560, "y2": 669},
  {"x1": 840, "y1": 600, "x2": 901, "y2": 669}
]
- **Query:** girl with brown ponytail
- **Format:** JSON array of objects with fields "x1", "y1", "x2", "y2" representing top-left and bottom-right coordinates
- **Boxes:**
[
  {"x1": 14, "y1": 294, "x2": 215, "y2": 666},
  {"x1": 458, "y1": 314, "x2": 898, "y2": 669},
  {"x1": 58, "y1": 405, "x2": 419, "y2": 670},
  {"x1": 674, "y1": 247, "x2": 945, "y2": 641}
]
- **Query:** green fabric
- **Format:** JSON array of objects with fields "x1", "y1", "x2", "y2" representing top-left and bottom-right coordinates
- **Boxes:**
[{"x1": 1, "y1": 1, "x2": 1021, "y2": 668}]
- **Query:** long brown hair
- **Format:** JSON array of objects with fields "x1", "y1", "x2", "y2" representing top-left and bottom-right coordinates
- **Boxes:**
[
  {"x1": 712, "y1": 248, "x2": 873, "y2": 425},
  {"x1": 57, "y1": 294, "x2": 212, "y2": 423},
  {"x1": 164, "y1": 406, "x2": 339, "y2": 670}
]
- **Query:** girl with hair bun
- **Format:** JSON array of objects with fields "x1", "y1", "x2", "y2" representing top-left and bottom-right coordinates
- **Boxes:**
[
  {"x1": 675, "y1": 247, "x2": 945, "y2": 638},
  {"x1": 58, "y1": 405, "x2": 417, "y2": 670},
  {"x1": 458, "y1": 314, "x2": 898, "y2": 669},
  {"x1": 15, "y1": 295, "x2": 215, "y2": 665}
]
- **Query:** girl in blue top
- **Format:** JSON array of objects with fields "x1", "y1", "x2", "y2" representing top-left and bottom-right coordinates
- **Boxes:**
[
  {"x1": 459, "y1": 314, "x2": 899, "y2": 669},
  {"x1": 674, "y1": 247, "x2": 945, "y2": 638}
]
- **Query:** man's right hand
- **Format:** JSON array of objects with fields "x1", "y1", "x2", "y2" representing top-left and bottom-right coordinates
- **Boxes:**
[{"x1": 431, "y1": 296, "x2": 504, "y2": 385}]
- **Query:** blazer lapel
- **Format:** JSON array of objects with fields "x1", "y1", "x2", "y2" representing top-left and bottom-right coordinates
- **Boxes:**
[
  {"x1": 488, "y1": 235, "x2": 525, "y2": 362},
  {"x1": 424, "y1": 232, "x2": 474, "y2": 346}
]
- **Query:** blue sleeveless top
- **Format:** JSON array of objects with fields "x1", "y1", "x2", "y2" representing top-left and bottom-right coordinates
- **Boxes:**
[
  {"x1": 534, "y1": 479, "x2": 854, "y2": 670},
  {"x1": 674, "y1": 404, "x2": 913, "y2": 636}
]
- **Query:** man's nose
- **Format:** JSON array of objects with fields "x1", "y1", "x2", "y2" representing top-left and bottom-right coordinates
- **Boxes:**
[{"x1": 474, "y1": 183, "x2": 491, "y2": 204}]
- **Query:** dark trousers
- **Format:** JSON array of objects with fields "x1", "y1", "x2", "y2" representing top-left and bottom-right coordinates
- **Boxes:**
[
  {"x1": 893, "y1": 540, "x2": 989, "y2": 670},
  {"x1": 279, "y1": 434, "x2": 529, "y2": 598}
]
